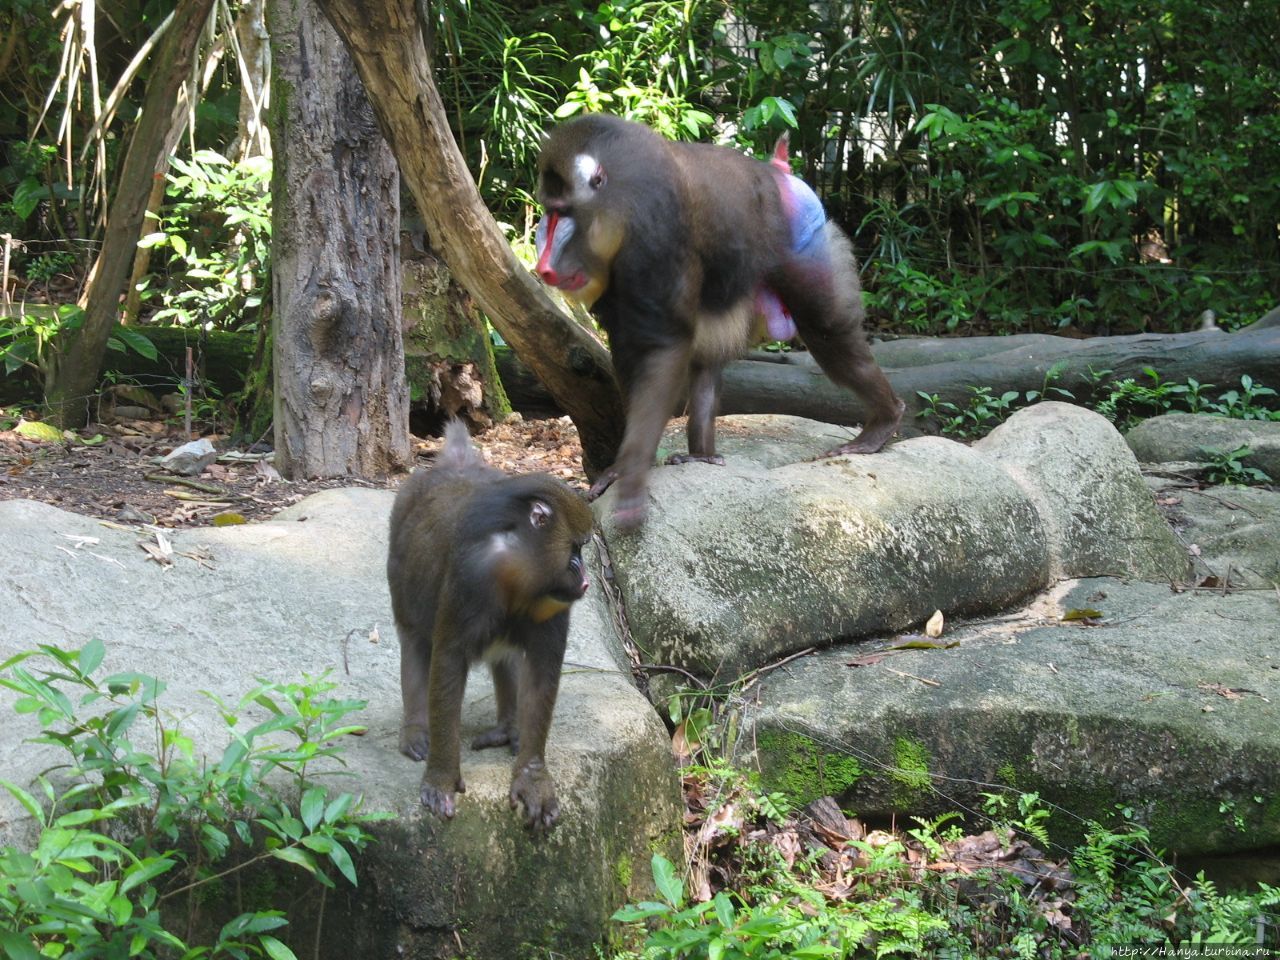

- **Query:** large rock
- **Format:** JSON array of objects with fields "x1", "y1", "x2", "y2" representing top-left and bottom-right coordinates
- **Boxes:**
[
  {"x1": 599, "y1": 408, "x2": 1186, "y2": 682},
  {"x1": 0, "y1": 492, "x2": 680, "y2": 959},
  {"x1": 747, "y1": 577, "x2": 1280, "y2": 857},
  {"x1": 975, "y1": 402, "x2": 1188, "y2": 581},
  {"x1": 602, "y1": 420, "x2": 1047, "y2": 682},
  {"x1": 1126, "y1": 413, "x2": 1280, "y2": 480}
]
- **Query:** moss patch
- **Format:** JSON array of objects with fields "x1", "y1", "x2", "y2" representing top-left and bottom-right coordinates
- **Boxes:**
[
  {"x1": 614, "y1": 852, "x2": 633, "y2": 891},
  {"x1": 756, "y1": 729, "x2": 863, "y2": 805},
  {"x1": 891, "y1": 736, "x2": 932, "y2": 804}
]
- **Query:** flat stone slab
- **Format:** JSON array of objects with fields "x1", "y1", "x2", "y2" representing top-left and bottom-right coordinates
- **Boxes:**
[
  {"x1": 0, "y1": 491, "x2": 680, "y2": 959},
  {"x1": 1146, "y1": 477, "x2": 1280, "y2": 589},
  {"x1": 747, "y1": 577, "x2": 1280, "y2": 856}
]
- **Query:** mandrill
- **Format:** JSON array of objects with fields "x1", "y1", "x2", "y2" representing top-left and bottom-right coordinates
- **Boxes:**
[
  {"x1": 535, "y1": 113, "x2": 904, "y2": 529},
  {"x1": 387, "y1": 421, "x2": 592, "y2": 831}
]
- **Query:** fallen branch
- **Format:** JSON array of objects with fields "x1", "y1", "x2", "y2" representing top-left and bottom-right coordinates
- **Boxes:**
[{"x1": 144, "y1": 470, "x2": 240, "y2": 497}]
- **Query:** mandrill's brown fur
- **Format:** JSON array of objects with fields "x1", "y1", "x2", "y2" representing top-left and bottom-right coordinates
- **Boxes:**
[
  {"x1": 535, "y1": 113, "x2": 904, "y2": 529},
  {"x1": 387, "y1": 420, "x2": 593, "y2": 831}
]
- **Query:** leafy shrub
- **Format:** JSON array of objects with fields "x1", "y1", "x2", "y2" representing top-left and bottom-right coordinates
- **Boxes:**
[
  {"x1": 136, "y1": 151, "x2": 271, "y2": 332},
  {"x1": 611, "y1": 796, "x2": 1279, "y2": 958},
  {"x1": 22, "y1": 251, "x2": 77, "y2": 285},
  {"x1": 1200, "y1": 446, "x2": 1274, "y2": 487},
  {"x1": 0, "y1": 640, "x2": 380, "y2": 958},
  {"x1": 1, "y1": 305, "x2": 155, "y2": 379}
]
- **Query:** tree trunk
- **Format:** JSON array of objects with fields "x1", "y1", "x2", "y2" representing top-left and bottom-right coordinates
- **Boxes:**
[
  {"x1": 402, "y1": 248, "x2": 511, "y2": 432},
  {"x1": 313, "y1": 0, "x2": 624, "y2": 477},
  {"x1": 44, "y1": 0, "x2": 217, "y2": 428},
  {"x1": 268, "y1": 0, "x2": 410, "y2": 479}
]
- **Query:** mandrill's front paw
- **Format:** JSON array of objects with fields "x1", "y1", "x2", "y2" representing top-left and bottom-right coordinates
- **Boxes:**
[
  {"x1": 585, "y1": 465, "x2": 619, "y2": 501},
  {"x1": 420, "y1": 768, "x2": 466, "y2": 819},
  {"x1": 399, "y1": 723, "x2": 430, "y2": 761},
  {"x1": 588, "y1": 463, "x2": 649, "y2": 530},
  {"x1": 510, "y1": 759, "x2": 559, "y2": 833}
]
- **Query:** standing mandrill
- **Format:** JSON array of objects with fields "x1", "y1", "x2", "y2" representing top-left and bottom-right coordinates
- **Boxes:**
[
  {"x1": 535, "y1": 113, "x2": 905, "y2": 529},
  {"x1": 387, "y1": 421, "x2": 593, "y2": 831}
]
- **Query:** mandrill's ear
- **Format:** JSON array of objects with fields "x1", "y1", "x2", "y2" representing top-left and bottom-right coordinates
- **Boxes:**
[{"x1": 529, "y1": 499, "x2": 553, "y2": 529}]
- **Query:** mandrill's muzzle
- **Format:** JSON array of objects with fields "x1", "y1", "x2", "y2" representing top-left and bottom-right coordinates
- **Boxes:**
[{"x1": 534, "y1": 212, "x2": 587, "y2": 292}]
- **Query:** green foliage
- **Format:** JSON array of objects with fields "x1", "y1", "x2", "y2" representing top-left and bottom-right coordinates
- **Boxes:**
[
  {"x1": 981, "y1": 791, "x2": 1053, "y2": 849},
  {"x1": 1200, "y1": 446, "x2": 1274, "y2": 487},
  {"x1": 668, "y1": 686, "x2": 736, "y2": 767},
  {"x1": 917, "y1": 367, "x2": 1278, "y2": 441},
  {"x1": 611, "y1": 793, "x2": 1278, "y2": 958},
  {"x1": 1094, "y1": 371, "x2": 1280, "y2": 427},
  {"x1": 429, "y1": 0, "x2": 716, "y2": 220},
  {"x1": 1071, "y1": 819, "x2": 1280, "y2": 946},
  {"x1": 905, "y1": 811, "x2": 964, "y2": 860},
  {"x1": 10, "y1": 0, "x2": 1280, "y2": 343},
  {"x1": 0, "y1": 305, "x2": 80, "y2": 378},
  {"x1": 0, "y1": 640, "x2": 381, "y2": 958},
  {"x1": 863, "y1": 260, "x2": 977, "y2": 334},
  {"x1": 1091, "y1": 365, "x2": 1194, "y2": 426},
  {"x1": 429, "y1": 0, "x2": 570, "y2": 206},
  {"x1": 0, "y1": 305, "x2": 156, "y2": 379},
  {"x1": 556, "y1": 2, "x2": 715, "y2": 139},
  {"x1": 22, "y1": 251, "x2": 77, "y2": 285},
  {"x1": 0, "y1": 141, "x2": 66, "y2": 241},
  {"x1": 1208, "y1": 375, "x2": 1280, "y2": 421},
  {"x1": 873, "y1": 0, "x2": 1278, "y2": 333},
  {"x1": 916, "y1": 387, "x2": 1021, "y2": 439},
  {"x1": 611, "y1": 854, "x2": 846, "y2": 959},
  {"x1": 136, "y1": 151, "x2": 272, "y2": 332}
]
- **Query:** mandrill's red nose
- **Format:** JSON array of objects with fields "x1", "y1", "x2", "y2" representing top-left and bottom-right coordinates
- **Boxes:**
[{"x1": 534, "y1": 211, "x2": 562, "y2": 286}]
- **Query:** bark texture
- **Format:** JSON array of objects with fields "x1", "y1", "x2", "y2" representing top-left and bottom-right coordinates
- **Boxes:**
[
  {"x1": 268, "y1": 0, "x2": 410, "y2": 479},
  {"x1": 402, "y1": 249, "x2": 511, "y2": 431},
  {"x1": 314, "y1": 0, "x2": 624, "y2": 476},
  {"x1": 44, "y1": 0, "x2": 216, "y2": 427}
]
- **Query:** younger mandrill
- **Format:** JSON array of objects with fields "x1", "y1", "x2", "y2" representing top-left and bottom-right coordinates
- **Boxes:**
[{"x1": 387, "y1": 421, "x2": 593, "y2": 831}]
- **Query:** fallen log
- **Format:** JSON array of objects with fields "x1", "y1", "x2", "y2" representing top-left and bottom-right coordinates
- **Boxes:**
[
  {"x1": 719, "y1": 323, "x2": 1280, "y2": 432},
  {"x1": 497, "y1": 322, "x2": 1280, "y2": 430}
]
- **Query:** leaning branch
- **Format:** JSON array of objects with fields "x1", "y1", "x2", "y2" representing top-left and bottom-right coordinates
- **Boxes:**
[{"x1": 314, "y1": 0, "x2": 624, "y2": 476}]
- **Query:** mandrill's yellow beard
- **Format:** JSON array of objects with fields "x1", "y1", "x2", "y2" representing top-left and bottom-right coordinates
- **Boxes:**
[{"x1": 568, "y1": 216, "x2": 625, "y2": 310}]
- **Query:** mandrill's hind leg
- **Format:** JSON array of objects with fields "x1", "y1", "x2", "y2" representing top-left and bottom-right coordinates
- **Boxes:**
[
  {"x1": 780, "y1": 225, "x2": 904, "y2": 455},
  {"x1": 668, "y1": 363, "x2": 726, "y2": 466},
  {"x1": 472, "y1": 654, "x2": 519, "y2": 753}
]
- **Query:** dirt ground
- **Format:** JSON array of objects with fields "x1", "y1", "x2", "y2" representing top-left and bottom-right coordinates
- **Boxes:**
[{"x1": 0, "y1": 414, "x2": 587, "y2": 528}]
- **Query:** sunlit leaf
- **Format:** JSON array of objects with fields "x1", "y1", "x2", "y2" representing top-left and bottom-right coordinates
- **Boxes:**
[
  {"x1": 261, "y1": 935, "x2": 299, "y2": 960},
  {"x1": 15, "y1": 420, "x2": 64, "y2": 443}
]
